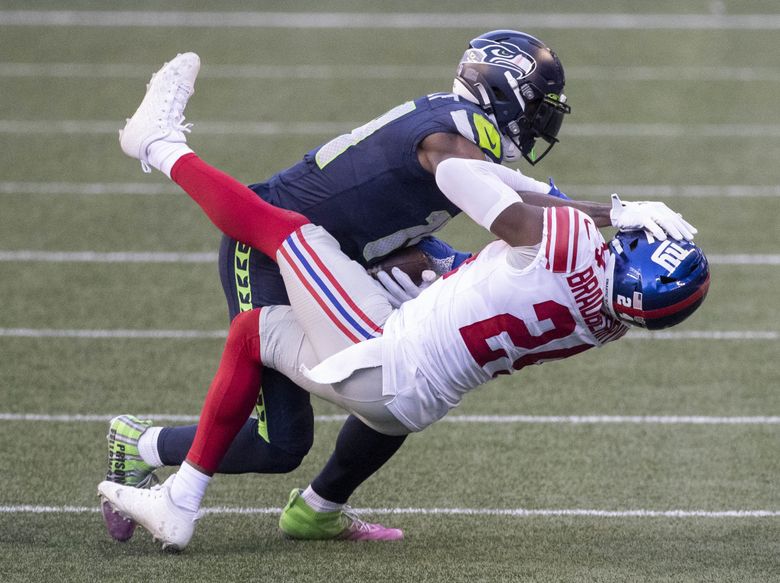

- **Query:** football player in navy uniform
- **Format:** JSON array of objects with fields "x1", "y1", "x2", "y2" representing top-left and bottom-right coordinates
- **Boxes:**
[{"x1": 102, "y1": 31, "x2": 577, "y2": 541}]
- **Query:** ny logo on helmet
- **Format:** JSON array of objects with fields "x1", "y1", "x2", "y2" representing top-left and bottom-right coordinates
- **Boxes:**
[
  {"x1": 650, "y1": 240, "x2": 693, "y2": 274},
  {"x1": 466, "y1": 41, "x2": 537, "y2": 78}
]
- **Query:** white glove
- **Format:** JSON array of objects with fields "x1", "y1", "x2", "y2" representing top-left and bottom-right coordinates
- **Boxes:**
[
  {"x1": 377, "y1": 267, "x2": 437, "y2": 309},
  {"x1": 609, "y1": 193, "x2": 697, "y2": 241}
]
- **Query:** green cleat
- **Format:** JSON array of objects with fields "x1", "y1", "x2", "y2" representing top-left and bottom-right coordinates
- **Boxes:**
[
  {"x1": 279, "y1": 489, "x2": 403, "y2": 541},
  {"x1": 102, "y1": 414, "x2": 158, "y2": 541},
  {"x1": 106, "y1": 414, "x2": 156, "y2": 487}
]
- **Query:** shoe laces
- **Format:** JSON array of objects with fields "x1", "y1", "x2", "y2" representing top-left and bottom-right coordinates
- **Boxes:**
[
  {"x1": 137, "y1": 472, "x2": 160, "y2": 489},
  {"x1": 342, "y1": 505, "x2": 376, "y2": 533},
  {"x1": 137, "y1": 82, "x2": 194, "y2": 174},
  {"x1": 170, "y1": 83, "x2": 195, "y2": 134}
]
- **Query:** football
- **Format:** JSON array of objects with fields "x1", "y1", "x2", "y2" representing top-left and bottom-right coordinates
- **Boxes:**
[{"x1": 366, "y1": 246, "x2": 434, "y2": 286}]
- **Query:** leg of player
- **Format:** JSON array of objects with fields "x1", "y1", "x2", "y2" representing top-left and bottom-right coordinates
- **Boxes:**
[
  {"x1": 101, "y1": 52, "x2": 401, "y2": 547},
  {"x1": 101, "y1": 414, "x2": 159, "y2": 541},
  {"x1": 116, "y1": 51, "x2": 308, "y2": 256},
  {"x1": 279, "y1": 415, "x2": 406, "y2": 541},
  {"x1": 101, "y1": 379, "x2": 309, "y2": 543},
  {"x1": 142, "y1": 239, "x2": 312, "y2": 480},
  {"x1": 100, "y1": 308, "x2": 404, "y2": 548},
  {"x1": 168, "y1": 122, "x2": 405, "y2": 542},
  {"x1": 258, "y1": 307, "x2": 406, "y2": 541},
  {"x1": 99, "y1": 52, "x2": 308, "y2": 550},
  {"x1": 167, "y1": 163, "x2": 404, "y2": 543},
  {"x1": 264, "y1": 219, "x2": 408, "y2": 542},
  {"x1": 99, "y1": 308, "x2": 264, "y2": 551},
  {"x1": 100, "y1": 54, "x2": 314, "y2": 537}
]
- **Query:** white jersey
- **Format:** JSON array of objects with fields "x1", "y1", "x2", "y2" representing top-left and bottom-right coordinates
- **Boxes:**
[{"x1": 381, "y1": 206, "x2": 628, "y2": 431}]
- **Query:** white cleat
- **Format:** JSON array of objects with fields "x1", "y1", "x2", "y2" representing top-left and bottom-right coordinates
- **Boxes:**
[
  {"x1": 119, "y1": 52, "x2": 200, "y2": 172},
  {"x1": 98, "y1": 474, "x2": 200, "y2": 552}
]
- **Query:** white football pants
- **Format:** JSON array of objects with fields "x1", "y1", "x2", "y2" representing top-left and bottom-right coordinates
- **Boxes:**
[{"x1": 259, "y1": 224, "x2": 410, "y2": 435}]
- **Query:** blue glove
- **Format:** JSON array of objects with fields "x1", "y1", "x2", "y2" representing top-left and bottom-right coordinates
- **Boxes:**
[
  {"x1": 415, "y1": 236, "x2": 472, "y2": 275},
  {"x1": 547, "y1": 177, "x2": 571, "y2": 200}
]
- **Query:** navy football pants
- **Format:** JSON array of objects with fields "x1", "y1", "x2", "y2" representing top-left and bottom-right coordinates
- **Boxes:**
[{"x1": 156, "y1": 235, "x2": 314, "y2": 472}]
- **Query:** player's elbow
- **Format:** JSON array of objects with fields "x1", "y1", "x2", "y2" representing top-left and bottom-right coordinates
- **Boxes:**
[{"x1": 434, "y1": 157, "x2": 468, "y2": 192}]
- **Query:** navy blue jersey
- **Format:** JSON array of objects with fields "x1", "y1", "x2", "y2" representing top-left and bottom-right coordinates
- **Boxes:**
[
  {"x1": 217, "y1": 93, "x2": 507, "y2": 450},
  {"x1": 250, "y1": 93, "x2": 505, "y2": 265}
]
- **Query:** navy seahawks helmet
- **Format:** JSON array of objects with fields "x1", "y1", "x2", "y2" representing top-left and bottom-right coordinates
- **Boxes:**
[
  {"x1": 453, "y1": 30, "x2": 570, "y2": 165},
  {"x1": 604, "y1": 231, "x2": 710, "y2": 330}
]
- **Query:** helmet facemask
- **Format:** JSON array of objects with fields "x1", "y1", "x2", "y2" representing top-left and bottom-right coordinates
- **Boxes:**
[{"x1": 503, "y1": 85, "x2": 570, "y2": 165}]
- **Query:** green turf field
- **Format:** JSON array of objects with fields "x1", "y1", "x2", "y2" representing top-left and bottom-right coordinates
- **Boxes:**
[{"x1": 1, "y1": 2, "x2": 778, "y2": 581}]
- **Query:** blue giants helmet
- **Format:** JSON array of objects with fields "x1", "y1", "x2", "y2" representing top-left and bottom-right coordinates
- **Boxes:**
[
  {"x1": 452, "y1": 30, "x2": 570, "y2": 165},
  {"x1": 604, "y1": 231, "x2": 710, "y2": 330}
]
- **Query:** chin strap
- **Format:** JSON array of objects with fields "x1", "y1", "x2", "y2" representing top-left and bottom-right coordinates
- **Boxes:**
[{"x1": 501, "y1": 136, "x2": 522, "y2": 162}]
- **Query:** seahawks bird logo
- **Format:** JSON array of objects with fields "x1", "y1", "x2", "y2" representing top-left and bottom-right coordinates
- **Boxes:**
[{"x1": 465, "y1": 40, "x2": 537, "y2": 78}]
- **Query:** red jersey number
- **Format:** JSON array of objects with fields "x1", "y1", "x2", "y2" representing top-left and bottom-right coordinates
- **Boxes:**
[{"x1": 459, "y1": 300, "x2": 590, "y2": 376}]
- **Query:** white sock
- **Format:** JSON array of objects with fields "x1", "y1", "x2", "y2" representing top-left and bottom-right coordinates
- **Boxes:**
[
  {"x1": 147, "y1": 141, "x2": 193, "y2": 178},
  {"x1": 169, "y1": 462, "x2": 211, "y2": 513},
  {"x1": 137, "y1": 426, "x2": 163, "y2": 468},
  {"x1": 302, "y1": 485, "x2": 343, "y2": 513}
]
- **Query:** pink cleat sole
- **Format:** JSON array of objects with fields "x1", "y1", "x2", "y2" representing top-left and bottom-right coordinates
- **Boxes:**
[
  {"x1": 340, "y1": 521, "x2": 404, "y2": 541},
  {"x1": 101, "y1": 499, "x2": 136, "y2": 542}
]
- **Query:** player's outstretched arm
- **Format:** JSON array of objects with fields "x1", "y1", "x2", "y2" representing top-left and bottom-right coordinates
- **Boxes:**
[
  {"x1": 510, "y1": 190, "x2": 612, "y2": 226},
  {"x1": 434, "y1": 157, "x2": 696, "y2": 242},
  {"x1": 434, "y1": 157, "x2": 543, "y2": 247},
  {"x1": 418, "y1": 132, "x2": 561, "y2": 197}
]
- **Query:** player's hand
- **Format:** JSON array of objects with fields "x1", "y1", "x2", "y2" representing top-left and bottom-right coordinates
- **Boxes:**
[
  {"x1": 609, "y1": 193, "x2": 697, "y2": 241},
  {"x1": 547, "y1": 177, "x2": 571, "y2": 200},
  {"x1": 377, "y1": 267, "x2": 437, "y2": 308},
  {"x1": 416, "y1": 237, "x2": 472, "y2": 275}
]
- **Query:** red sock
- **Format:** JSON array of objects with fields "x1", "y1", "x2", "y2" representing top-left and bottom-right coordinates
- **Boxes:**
[
  {"x1": 170, "y1": 153, "x2": 309, "y2": 258},
  {"x1": 186, "y1": 308, "x2": 263, "y2": 473}
]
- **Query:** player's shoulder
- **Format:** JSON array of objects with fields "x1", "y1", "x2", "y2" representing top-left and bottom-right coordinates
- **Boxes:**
[
  {"x1": 416, "y1": 93, "x2": 502, "y2": 162},
  {"x1": 541, "y1": 206, "x2": 605, "y2": 274}
]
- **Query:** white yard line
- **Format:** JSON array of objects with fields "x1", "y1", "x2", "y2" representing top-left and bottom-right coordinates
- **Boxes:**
[
  {"x1": 0, "y1": 251, "x2": 218, "y2": 263},
  {"x1": 568, "y1": 185, "x2": 780, "y2": 198},
  {"x1": 707, "y1": 255, "x2": 780, "y2": 265},
  {"x1": 3, "y1": 11, "x2": 780, "y2": 30},
  {"x1": 3, "y1": 63, "x2": 780, "y2": 82},
  {"x1": 0, "y1": 181, "x2": 175, "y2": 195},
  {"x1": 0, "y1": 412, "x2": 778, "y2": 425},
  {"x1": 0, "y1": 328, "x2": 227, "y2": 339},
  {"x1": 441, "y1": 415, "x2": 780, "y2": 424},
  {"x1": 0, "y1": 120, "x2": 343, "y2": 135},
  {"x1": 0, "y1": 504, "x2": 777, "y2": 518},
  {"x1": 3, "y1": 120, "x2": 780, "y2": 137},
  {"x1": 630, "y1": 330, "x2": 779, "y2": 340},
  {"x1": 563, "y1": 123, "x2": 780, "y2": 138}
]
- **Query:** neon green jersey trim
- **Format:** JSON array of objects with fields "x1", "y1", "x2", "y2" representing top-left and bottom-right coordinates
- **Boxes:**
[
  {"x1": 255, "y1": 391, "x2": 270, "y2": 443},
  {"x1": 232, "y1": 242, "x2": 269, "y2": 443},
  {"x1": 315, "y1": 101, "x2": 416, "y2": 169},
  {"x1": 234, "y1": 242, "x2": 253, "y2": 313},
  {"x1": 473, "y1": 114, "x2": 501, "y2": 159}
]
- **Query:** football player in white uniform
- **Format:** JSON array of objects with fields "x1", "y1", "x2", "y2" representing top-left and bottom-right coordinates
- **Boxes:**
[{"x1": 98, "y1": 53, "x2": 709, "y2": 550}]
